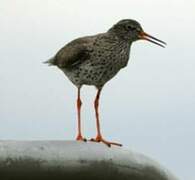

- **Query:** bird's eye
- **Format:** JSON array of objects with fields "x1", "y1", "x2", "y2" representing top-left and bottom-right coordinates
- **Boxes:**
[{"x1": 127, "y1": 25, "x2": 136, "y2": 31}]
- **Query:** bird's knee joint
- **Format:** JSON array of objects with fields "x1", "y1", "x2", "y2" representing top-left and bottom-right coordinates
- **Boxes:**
[
  {"x1": 94, "y1": 100, "x2": 99, "y2": 108},
  {"x1": 77, "y1": 98, "x2": 82, "y2": 107}
]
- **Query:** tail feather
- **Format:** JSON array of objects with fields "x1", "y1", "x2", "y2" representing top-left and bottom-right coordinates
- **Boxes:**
[{"x1": 43, "y1": 57, "x2": 56, "y2": 66}]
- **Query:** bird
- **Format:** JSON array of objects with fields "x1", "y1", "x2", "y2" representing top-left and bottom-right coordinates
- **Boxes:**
[{"x1": 45, "y1": 19, "x2": 166, "y2": 147}]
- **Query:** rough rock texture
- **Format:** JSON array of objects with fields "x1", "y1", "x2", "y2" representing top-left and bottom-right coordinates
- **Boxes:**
[{"x1": 0, "y1": 140, "x2": 178, "y2": 180}]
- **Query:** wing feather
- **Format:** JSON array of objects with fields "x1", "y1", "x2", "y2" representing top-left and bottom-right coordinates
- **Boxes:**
[{"x1": 54, "y1": 36, "x2": 95, "y2": 68}]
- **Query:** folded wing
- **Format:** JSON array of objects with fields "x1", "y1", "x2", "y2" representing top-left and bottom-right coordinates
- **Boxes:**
[{"x1": 54, "y1": 36, "x2": 95, "y2": 68}]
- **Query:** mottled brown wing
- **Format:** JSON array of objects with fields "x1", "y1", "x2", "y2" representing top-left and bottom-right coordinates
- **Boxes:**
[{"x1": 54, "y1": 36, "x2": 94, "y2": 68}]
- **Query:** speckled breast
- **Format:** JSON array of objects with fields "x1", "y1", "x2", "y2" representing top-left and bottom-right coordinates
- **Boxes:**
[{"x1": 63, "y1": 40, "x2": 131, "y2": 88}]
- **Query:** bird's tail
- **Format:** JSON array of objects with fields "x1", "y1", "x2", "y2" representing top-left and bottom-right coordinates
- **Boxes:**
[{"x1": 43, "y1": 57, "x2": 56, "y2": 66}]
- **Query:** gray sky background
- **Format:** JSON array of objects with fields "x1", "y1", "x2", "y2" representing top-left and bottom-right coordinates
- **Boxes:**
[{"x1": 1, "y1": 0, "x2": 195, "y2": 179}]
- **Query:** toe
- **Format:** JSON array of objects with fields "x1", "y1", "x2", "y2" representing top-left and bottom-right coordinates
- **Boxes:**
[{"x1": 90, "y1": 136, "x2": 122, "y2": 147}]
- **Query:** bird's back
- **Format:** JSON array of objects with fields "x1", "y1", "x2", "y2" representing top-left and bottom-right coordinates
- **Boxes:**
[{"x1": 46, "y1": 35, "x2": 96, "y2": 68}]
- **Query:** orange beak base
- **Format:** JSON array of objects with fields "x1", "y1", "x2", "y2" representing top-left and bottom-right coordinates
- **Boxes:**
[{"x1": 139, "y1": 32, "x2": 166, "y2": 48}]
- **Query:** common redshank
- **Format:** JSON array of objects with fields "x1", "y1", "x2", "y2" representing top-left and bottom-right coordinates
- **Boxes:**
[{"x1": 45, "y1": 19, "x2": 166, "y2": 147}]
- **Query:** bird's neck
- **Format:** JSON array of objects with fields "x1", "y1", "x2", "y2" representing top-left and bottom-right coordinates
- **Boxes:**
[{"x1": 107, "y1": 30, "x2": 133, "y2": 45}]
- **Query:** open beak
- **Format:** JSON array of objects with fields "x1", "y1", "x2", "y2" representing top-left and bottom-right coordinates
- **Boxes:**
[{"x1": 139, "y1": 32, "x2": 166, "y2": 48}]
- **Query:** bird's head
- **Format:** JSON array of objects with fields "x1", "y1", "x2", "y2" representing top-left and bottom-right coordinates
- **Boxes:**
[{"x1": 109, "y1": 19, "x2": 166, "y2": 47}]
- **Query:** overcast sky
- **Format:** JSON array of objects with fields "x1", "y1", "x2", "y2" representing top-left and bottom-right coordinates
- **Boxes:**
[{"x1": 1, "y1": 0, "x2": 195, "y2": 179}]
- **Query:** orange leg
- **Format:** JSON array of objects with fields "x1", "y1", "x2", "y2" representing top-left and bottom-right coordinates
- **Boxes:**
[
  {"x1": 76, "y1": 87, "x2": 86, "y2": 141},
  {"x1": 91, "y1": 88, "x2": 122, "y2": 147}
]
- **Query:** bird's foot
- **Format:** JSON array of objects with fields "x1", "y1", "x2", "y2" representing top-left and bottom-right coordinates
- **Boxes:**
[
  {"x1": 76, "y1": 134, "x2": 87, "y2": 142},
  {"x1": 90, "y1": 135, "x2": 122, "y2": 147}
]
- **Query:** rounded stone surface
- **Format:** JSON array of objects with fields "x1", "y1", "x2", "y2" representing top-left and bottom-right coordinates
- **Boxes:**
[{"x1": 0, "y1": 140, "x2": 178, "y2": 180}]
